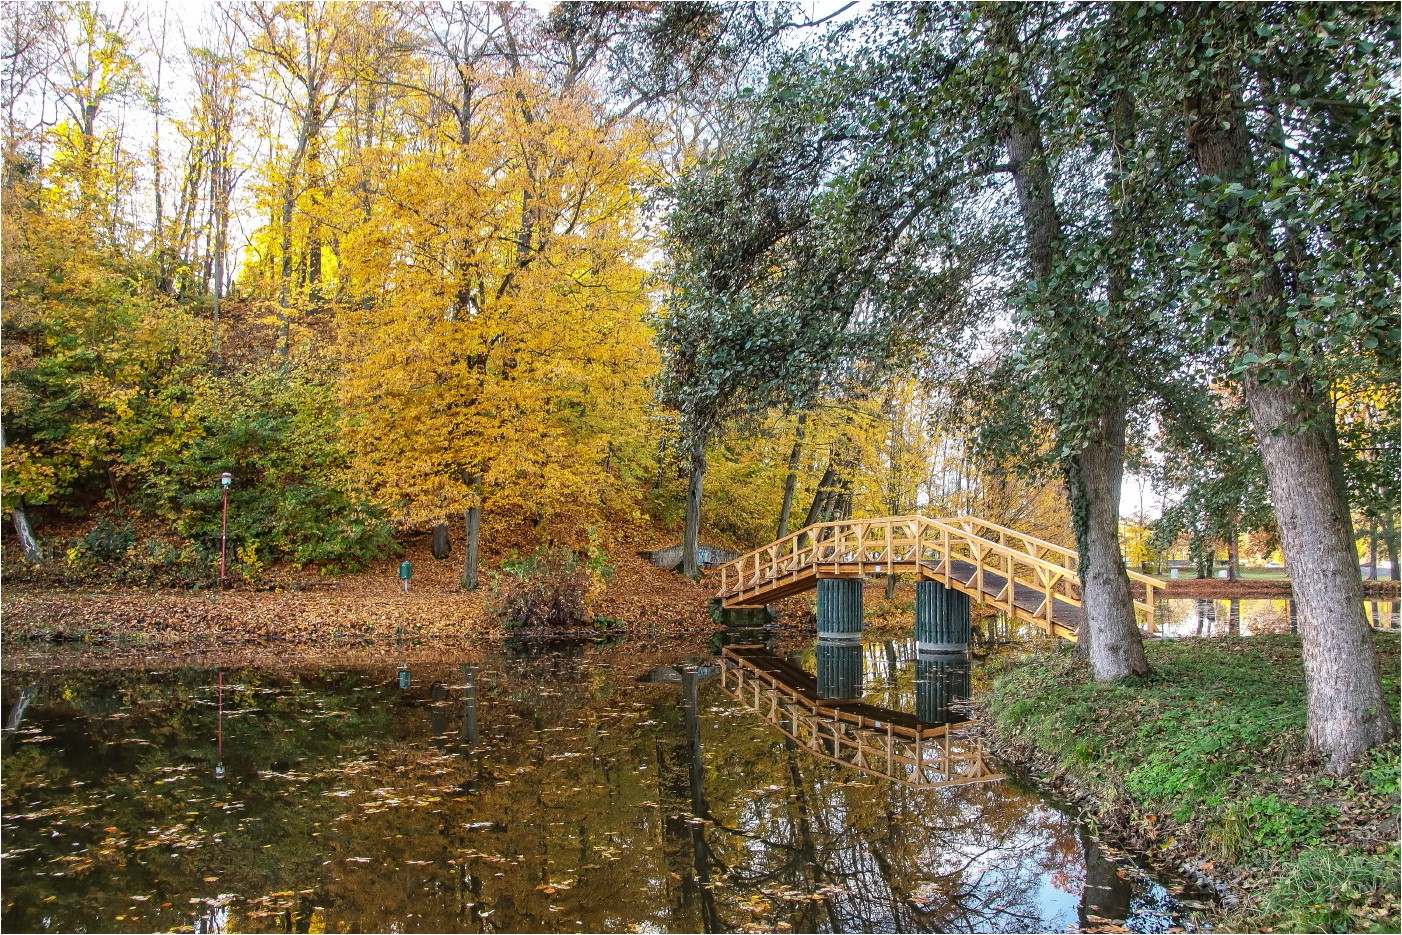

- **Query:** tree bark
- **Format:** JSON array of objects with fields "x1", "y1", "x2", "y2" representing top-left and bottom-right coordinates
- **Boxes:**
[
  {"x1": 461, "y1": 475, "x2": 481, "y2": 590},
  {"x1": 11, "y1": 495, "x2": 41, "y2": 562},
  {"x1": 1074, "y1": 402, "x2": 1150, "y2": 678},
  {"x1": 803, "y1": 463, "x2": 837, "y2": 529},
  {"x1": 1227, "y1": 529, "x2": 1239, "y2": 581},
  {"x1": 1243, "y1": 378, "x2": 1391, "y2": 767},
  {"x1": 682, "y1": 433, "x2": 706, "y2": 577},
  {"x1": 992, "y1": 5, "x2": 1146, "y2": 679},
  {"x1": 1367, "y1": 521, "x2": 1379, "y2": 581},
  {"x1": 776, "y1": 413, "x2": 807, "y2": 539},
  {"x1": 1382, "y1": 513, "x2": 1399, "y2": 582},
  {"x1": 1183, "y1": 26, "x2": 1394, "y2": 767}
]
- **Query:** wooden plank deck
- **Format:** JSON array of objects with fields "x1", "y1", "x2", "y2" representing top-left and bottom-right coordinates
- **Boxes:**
[{"x1": 926, "y1": 559, "x2": 1084, "y2": 637}]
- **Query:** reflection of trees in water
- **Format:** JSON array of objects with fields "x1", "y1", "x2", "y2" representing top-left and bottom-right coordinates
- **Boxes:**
[{"x1": 2, "y1": 649, "x2": 1134, "y2": 935}]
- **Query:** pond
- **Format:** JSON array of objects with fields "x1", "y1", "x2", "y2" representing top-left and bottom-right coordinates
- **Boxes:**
[
  {"x1": 1153, "y1": 598, "x2": 1400, "y2": 638},
  {"x1": 2, "y1": 634, "x2": 1205, "y2": 934}
]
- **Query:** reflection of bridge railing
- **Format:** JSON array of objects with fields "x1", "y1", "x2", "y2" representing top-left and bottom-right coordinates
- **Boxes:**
[
  {"x1": 716, "y1": 515, "x2": 1163, "y2": 641},
  {"x1": 717, "y1": 646, "x2": 1002, "y2": 790}
]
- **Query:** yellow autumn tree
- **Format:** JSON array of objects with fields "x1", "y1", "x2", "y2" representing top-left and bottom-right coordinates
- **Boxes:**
[{"x1": 335, "y1": 65, "x2": 657, "y2": 588}]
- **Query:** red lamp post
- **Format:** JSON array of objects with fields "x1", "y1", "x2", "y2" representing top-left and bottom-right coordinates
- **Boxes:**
[{"x1": 218, "y1": 472, "x2": 232, "y2": 588}]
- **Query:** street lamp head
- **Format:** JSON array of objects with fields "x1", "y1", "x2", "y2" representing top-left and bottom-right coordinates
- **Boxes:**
[{"x1": 219, "y1": 472, "x2": 233, "y2": 488}]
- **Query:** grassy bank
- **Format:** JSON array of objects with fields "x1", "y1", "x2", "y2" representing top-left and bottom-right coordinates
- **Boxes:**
[{"x1": 982, "y1": 634, "x2": 1400, "y2": 933}]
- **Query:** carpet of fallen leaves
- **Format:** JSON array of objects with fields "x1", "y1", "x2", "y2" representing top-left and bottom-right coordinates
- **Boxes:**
[{"x1": 0, "y1": 535, "x2": 737, "y2": 663}]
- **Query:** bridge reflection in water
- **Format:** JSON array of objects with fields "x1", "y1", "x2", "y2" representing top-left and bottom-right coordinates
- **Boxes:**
[{"x1": 718, "y1": 645, "x2": 1002, "y2": 790}]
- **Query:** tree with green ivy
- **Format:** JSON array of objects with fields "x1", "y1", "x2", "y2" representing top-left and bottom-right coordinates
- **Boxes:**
[
  {"x1": 658, "y1": 28, "x2": 973, "y2": 576},
  {"x1": 1113, "y1": 1, "x2": 1400, "y2": 770}
]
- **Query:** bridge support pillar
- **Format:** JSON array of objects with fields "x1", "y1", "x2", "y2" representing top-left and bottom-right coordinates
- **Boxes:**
[
  {"x1": 916, "y1": 651, "x2": 971, "y2": 726},
  {"x1": 915, "y1": 580, "x2": 970, "y2": 653},
  {"x1": 816, "y1": 640, "x2": 864, "y2": 700},
  {"x1": 816, "y1": 578, "x2": 864, "y2": 641}
]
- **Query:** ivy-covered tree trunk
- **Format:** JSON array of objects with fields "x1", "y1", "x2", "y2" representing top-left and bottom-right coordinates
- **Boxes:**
[
  {"x1": 682, "y1": 434, "x2": 706, "y2": 577},
  {"x1": 802, "y1": 463, "x2": 837, "y2": 529},
  {"x1": 992, "y1": 7, "x2": 1146, "y2": 679},
  {"x1": 776, "y1": 413, "x2": 806, "y2": 539},
  {"x1": 1185, "y1": 36, "x2": 1394, "y2": 770}
]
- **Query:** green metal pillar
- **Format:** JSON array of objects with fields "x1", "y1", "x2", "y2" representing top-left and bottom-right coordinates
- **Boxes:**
[
  {"x1": 816, "y1": 578, "x2": 863, "y2": 641},
  {"x1": 915, "y1": 579, "x2": 970, "y2": 652}
]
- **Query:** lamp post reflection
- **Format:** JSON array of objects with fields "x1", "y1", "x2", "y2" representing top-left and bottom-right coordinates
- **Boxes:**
[{"x1": 213, "y1": 670, "x2": 225, "y2": 780}]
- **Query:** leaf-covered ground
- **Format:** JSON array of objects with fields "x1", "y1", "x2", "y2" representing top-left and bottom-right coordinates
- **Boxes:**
[
  {"x1": 0, "y1": 545, "x2": 723, "y2": 653},
  {"x1": 978, "y1": 634, "x2": 1402, "y2": 934}
]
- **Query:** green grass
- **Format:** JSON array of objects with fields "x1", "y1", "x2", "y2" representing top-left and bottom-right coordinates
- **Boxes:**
[{"x1": 985, "y1": 633, "x2": 1401, "y2": 931}]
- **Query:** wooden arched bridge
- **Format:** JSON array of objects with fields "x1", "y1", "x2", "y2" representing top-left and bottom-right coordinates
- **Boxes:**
[{"x1": 716, "y1": 515, "x2": 1163, "y2": 642}]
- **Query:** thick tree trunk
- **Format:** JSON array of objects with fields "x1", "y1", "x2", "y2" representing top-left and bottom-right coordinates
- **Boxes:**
[
  {"x1": 431, "y1": 523, "x2": 451, "y2": 560},
  {"x1": 682, "y1": 434, "x2": 706, "y2": 577},
  {"x1": 461, "y1": 498, "x2": 481, "y2": 591},
  {"x1": 1185, "y1": 23, "x2": 1394, "y2": 768},
  {"x1": 1245, "y1": 378, "x2": 1392, "y2": 768},
  {"x1": 10, "y1": 496, "x2": 41, "y2": 562},
  {"x1": 1075, "y1": 402, "x2": 1151, "y2": 679},
  {"x1": 1227, "y1": 530, "x2": 1239, "y2": 581},
  {"x1": 776, "y1": 413, "x2": 807, "y2": 539}
]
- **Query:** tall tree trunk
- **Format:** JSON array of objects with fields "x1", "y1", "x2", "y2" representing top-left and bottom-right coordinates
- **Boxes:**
[
  {"x1": 461, "y1": 474, "x2": 481, "y2": 591},
  {"x1": 682, "y1": 433, "x2": 706, "y2": 577},
  {"x1": 803, "y1": 463, "x2": 838, "y2": 529},
  {"x1": 1367, "y1": 520, "x2": 1379, "y2": 581},
  {"x1": 1073, "y1": 402, "x2": 1150, "y2": 678},
  {"x1": 776, "y1": 413, "x2": 807, "y2": 539},
  {"x1": 992, "y1": 5, "x2": 1146, "y2": 679},
  {"x1": 1227, "y1": 528, "x2": 1239, "y2": 581},
  {"x1": 1382, "y1": 513, "x2": 1399, "y2": 582},
  {"x1": 1184, "y1": 31, "x2": 1394, "y2": 768},
  {"x1": 1244, "y1": 379, "x2": 1391, "y2": 766}
]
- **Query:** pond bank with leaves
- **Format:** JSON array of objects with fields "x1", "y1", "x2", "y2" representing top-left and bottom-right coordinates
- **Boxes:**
[
  {"x1": 976, "y1": 634, "x2": 1401, "y2": 933},
  {"x1": 0, "y1": 549, "x2": 728, "y2": 655}
]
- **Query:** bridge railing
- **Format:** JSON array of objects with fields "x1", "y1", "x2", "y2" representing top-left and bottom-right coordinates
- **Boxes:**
[
  {"x1": 941, "y1": 515, "x2": 1163, "y2": 620},
  {"x1": 717, "y1": 514, "x2": 1161, "y2": 631}
]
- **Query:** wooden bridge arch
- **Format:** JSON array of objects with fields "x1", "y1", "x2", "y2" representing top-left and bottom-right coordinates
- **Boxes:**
[{"x1": 716, "y1": 515, "x2": 1163, "y2": 642}]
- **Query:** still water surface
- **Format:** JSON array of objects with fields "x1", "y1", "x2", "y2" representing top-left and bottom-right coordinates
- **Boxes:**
[
  {"x1": 2, "y1": 637, "x2": 1201, "y2": 934},
  {"x1": 1153, "y1": 598, "x2": 1399, "y2": 638}
]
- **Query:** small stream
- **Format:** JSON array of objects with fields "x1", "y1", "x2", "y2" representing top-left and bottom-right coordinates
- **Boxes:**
[{"x1": 1, "y1": 634, "x2": 1207, "y2": 934}]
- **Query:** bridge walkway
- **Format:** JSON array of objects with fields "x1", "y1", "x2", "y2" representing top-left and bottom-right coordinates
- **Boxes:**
[{"x1": 717, "y1": 515, "x2": 1162, "y2": 642}]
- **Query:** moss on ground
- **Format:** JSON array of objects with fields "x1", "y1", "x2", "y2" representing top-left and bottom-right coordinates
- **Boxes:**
[{"x1": 983, "y1": 633, "x2": 1401, "y2": 933}]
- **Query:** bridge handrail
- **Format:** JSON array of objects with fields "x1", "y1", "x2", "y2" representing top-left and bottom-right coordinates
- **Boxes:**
[
  {"x1": 941, "y1": 515, "x2": 1164, "y2": 603},
  {"x1": 716, "y1": 514, "x2": 1160, "y2": 630}
]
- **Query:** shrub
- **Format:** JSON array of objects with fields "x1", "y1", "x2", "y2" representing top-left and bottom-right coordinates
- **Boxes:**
[{"x1": 490, "y1": 546, "x2": 609, "y2": 630}]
